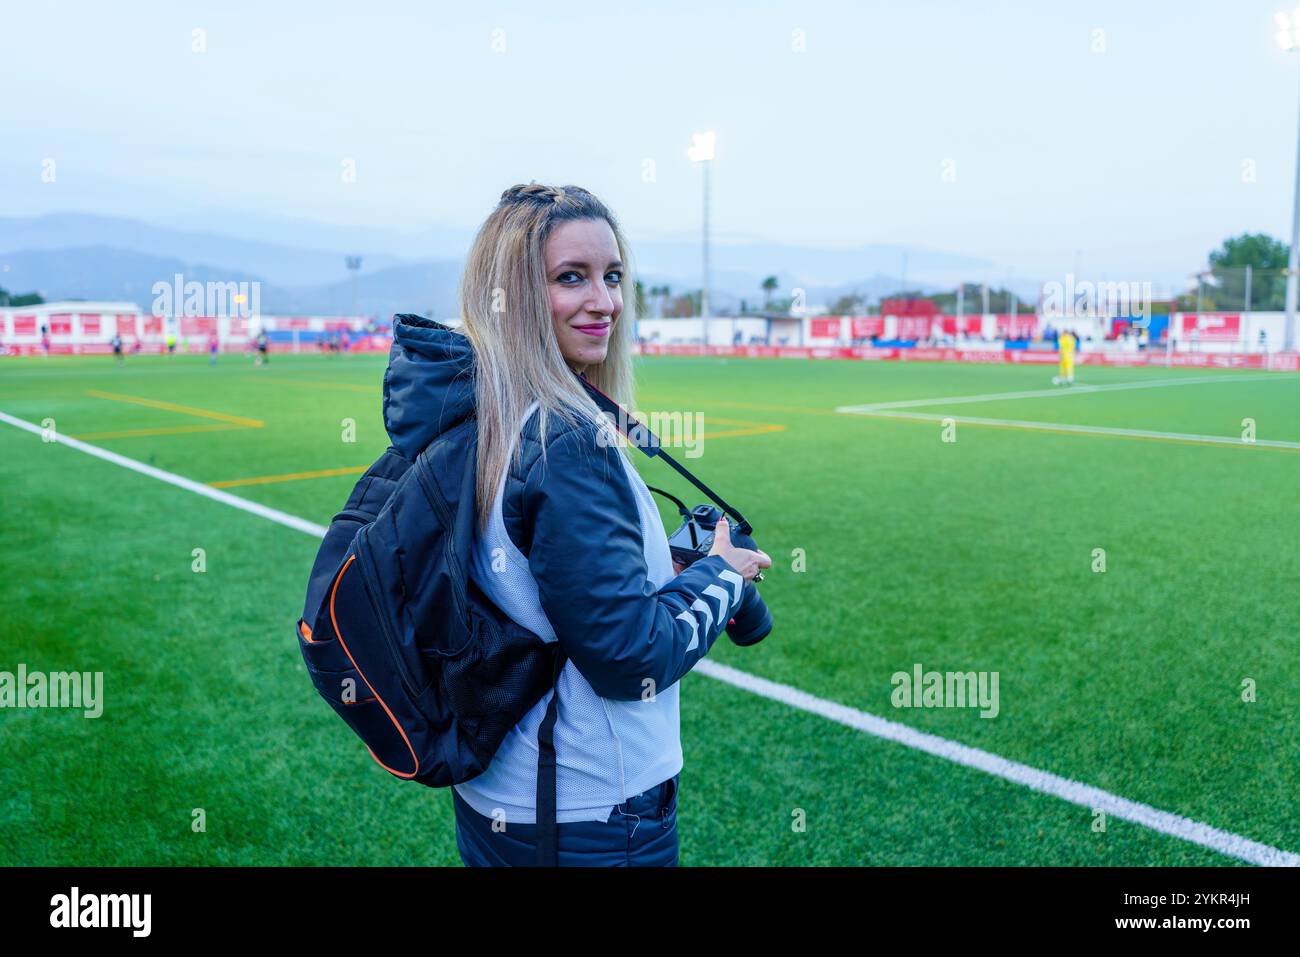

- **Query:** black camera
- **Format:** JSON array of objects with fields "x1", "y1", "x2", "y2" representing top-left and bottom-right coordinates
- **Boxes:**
[{"x1": 660, "y1": 499, "x2": 773, "y2": 647}]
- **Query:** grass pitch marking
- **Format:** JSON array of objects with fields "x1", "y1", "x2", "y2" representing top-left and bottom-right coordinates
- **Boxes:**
[
  {"x1": 835, "y1": 373, "x2": 1293, "y2": 415},
  {"x1": 210, "y1": 464, "x2": 370, "y2": 489},
  {"x1": 842, "y1": 410, "x2": 1300, "y2": 451},
  {"x1": 0, "y1": 410, "x2": 324, "y2": 537},
  {"x1": 696, "y1": 660, "x2": 1299, "y2": 867},
  {"x1": 71, "y1": 423, "x2": 248, "y2": 441},
  {"x1": 2, "y1": 406, "x2": 1295, "y2": 867},
  {"x1": 86, "y1": 389, "x2": 265, "y2": 428}
]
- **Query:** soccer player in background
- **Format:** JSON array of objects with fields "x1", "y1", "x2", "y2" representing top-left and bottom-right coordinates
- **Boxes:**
[{"x1": 1053, "y1": 329, "x2": 1076, "y2": 386}]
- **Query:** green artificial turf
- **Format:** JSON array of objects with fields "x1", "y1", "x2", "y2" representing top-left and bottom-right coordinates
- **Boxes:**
[{"x1": 1, "y1": 352, "x2": 1295, "y2": 865}]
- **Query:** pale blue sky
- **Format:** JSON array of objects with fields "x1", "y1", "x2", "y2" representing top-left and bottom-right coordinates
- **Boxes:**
[{"x1": 3, "y1": 0, "x2": 1298, "y2": 286}]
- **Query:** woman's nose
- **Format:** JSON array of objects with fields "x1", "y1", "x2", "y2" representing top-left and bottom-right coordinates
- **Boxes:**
[{"x1": 588, "y1": 283, "x2": 617, "y2": 317}]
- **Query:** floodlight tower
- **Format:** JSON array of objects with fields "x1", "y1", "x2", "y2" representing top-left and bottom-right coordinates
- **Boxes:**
[
  {"x1": 1275, "y1": 9, "x2": 1300, "y2": 350},
  {"x1": 345, "y1": 256, "x2": 362, "y2": 319},
  {"x1": 688, "y1": 131, "x2": 716, "y2": 353}
]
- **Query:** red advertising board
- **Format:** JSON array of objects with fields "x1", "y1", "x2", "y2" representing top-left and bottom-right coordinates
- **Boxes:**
[
  {"x1": 880, "y1": 297, "x2": 938, "y2": 316},
  {"x1": 181, "y1": 316, "x2": 217, "y2": 335},
  {"x1": 49, "y1": 314, "x2": 73, "y2": 335},
  {"x1": 115, "y1": 314, "x2": 138, "y2": 334},
  {"x1": 629, "y1": 341, "x2": 1299, "y2": 372},
  {"x1": 995, "y1": 314, "x2": 1038, "y2": 338},
  {"x1": 850, "y1": 316, "x2": 885, "y2": 338},
  {"x1": 1179, "y1": 313, "x2": 1240, "y2": 341},
  {"x1": 896, "y1": 316, "x2": 932, "y2": 340},
  {"x1": 80, "y1": 314, "x2": 101, "y2": 335},
  {"x1": 810, "y1": 317, "x2": 843, "y2": 338},
  {"x1": 939, "y1": 315, "x2": 984, "y2": 335},
  {"x1": 13, "y1": 315, "x2": 37, "y2": 335}
]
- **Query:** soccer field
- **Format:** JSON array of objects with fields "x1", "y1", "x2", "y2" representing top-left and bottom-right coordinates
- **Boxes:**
[{"x1": 2, "y1": 352, "x2": 1297, "y2": 866}]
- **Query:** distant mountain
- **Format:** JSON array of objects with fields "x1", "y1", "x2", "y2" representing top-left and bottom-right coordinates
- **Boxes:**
[
  {"x1": 0, "y1": 246, "x2": 269, "y2": 312},
  {"x1": 0, "y1": 213, "x2": 406, "y2": 286},
  {"x1": 154, "y1": 208, "x2": 474, "y2": 261},
  {"x1": 0, "y1": 211, "x2": 1040, "y2": 317},
  {"x1": 632, "y1": 239, "x2": 1002, "y2": 293},
  {"x1": 0, "y1": 246, "x2": 466, "y2": 319},
  {"x1": 276, "y1": 259, "x2": 464, "y2": 317}
]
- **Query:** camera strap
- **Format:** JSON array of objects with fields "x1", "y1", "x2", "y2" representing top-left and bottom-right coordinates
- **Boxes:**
[{"x1": 575, "y1": 373, "x2": 752, "y2": 535}]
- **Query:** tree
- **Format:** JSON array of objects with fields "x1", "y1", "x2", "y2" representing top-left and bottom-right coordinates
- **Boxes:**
[
  {"x1": 880, "y1": 285, "x2": 1017, "y2": 313},
  {"x1": 761, "y1": 276, "x2": 778, "y2": 308},
  {"x1": 829, "y1": 293, "x2": 867, "y2": 314},
  {"x1": 634, "y1": 279, "x2": 648, "y2": 318},
  {"x1": 0, "y1": 287, "x2": 44, "y2": 307},
  {"x1": 1203, "y1": 233, "x2": 1288, "y2": 311},
  {"x1": 646, "y1": 284, "x2": 671, "y2": 317},
  {"x1": 664, "y1": 291, "x2": 699, "y2": 317}
]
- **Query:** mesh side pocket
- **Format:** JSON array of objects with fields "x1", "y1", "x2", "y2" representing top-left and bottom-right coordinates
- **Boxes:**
[{"x1": 438, "y1": 607, "x2": 555, "y2": 745}]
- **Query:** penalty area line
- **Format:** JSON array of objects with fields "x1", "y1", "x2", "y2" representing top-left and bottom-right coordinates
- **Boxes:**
[
  {"x1": 837, "y1": 410, "x2": 1300, "y2": 450},
  {"x1": 2, "y1": 407, "x2": 1294, "y2": 867}
]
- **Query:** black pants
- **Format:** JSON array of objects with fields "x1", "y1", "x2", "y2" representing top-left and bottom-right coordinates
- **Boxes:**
[{"x1": 453, "y1": 774, "x2": 680, "y2": 867}]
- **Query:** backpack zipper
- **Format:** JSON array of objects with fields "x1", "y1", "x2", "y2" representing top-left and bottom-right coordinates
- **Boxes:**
[
  {"x1": 413, "y1": 460, "x2": 470, "y2": 631},
  {"x1": 353, "y1": 529, "x2": 421, "y2": 701}
]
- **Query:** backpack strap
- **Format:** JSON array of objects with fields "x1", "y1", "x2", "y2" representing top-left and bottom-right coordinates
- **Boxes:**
[{"x1": 534, "y1": 647, "x2": 567, "y2": 866}]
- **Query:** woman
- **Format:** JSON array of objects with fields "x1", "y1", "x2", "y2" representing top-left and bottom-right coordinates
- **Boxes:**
[{"x1": 405, "y1": 182, "x2": 771, "y2": 866}]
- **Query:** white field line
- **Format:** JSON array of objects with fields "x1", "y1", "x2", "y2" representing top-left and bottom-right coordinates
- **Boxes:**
[
  {"x1": 696, "y1": 660, "x2": 1300, "y2": 867},
  {"x1": 4, "y1": 407, "x2": 1296, "y2": 867},
  {"x1": 0, "y1": 411, "x2": 327, "y2": 537},
  {"x1": 839, "y1": 410, "x2": 1300, "y2": 450},
  {"x1": 835, "y1": 373, "x2": 1293, "y2": 414}
]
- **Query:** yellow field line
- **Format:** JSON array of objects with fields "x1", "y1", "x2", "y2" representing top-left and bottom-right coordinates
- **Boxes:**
[
  {"x1": 701, "y1": 424, "x2": 787, "y2": 439},
  {"x1": 209, "y1": 465, "x2": 368, "y2": 489},
  {"x1": 86, "y1": 390, "x2": 264, "y2": 428},
  {"x1": 620, "y1": 412, "x2": 788, "y2": 442},
  {"x1": 71, "y1": 424, "x2": 246, "y2": 441}
]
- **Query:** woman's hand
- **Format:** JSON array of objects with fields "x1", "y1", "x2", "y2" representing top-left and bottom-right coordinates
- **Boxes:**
[{"x1": 706, "y1": 515, "x2": 771, "y2": 583}]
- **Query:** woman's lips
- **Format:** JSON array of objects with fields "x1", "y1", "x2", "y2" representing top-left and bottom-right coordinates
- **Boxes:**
[{"x1": 574, "y1": 322, "x2": 610, "y2": 337}]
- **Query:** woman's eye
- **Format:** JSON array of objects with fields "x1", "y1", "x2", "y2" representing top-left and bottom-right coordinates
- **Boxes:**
[{"x1": 606, "y1": 271, "x2": 623, "y2": 284}]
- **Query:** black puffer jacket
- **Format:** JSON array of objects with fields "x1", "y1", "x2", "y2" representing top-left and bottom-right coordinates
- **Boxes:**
[{"x1": 383, "y1": 313, "x2": 745, "y2": 701}]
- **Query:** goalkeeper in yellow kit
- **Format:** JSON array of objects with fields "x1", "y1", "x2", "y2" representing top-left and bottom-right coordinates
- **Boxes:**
[{"x1": 1053, "y1": 330, "x2": 1077, "y2": 386}]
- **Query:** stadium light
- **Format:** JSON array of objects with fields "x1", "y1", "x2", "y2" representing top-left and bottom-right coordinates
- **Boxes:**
[
  {"x1": 1276, "y1": 9, "x2": 1300, "y2": 350},
  {"x1": 688, "y1": 131, "x2": 716, "y2": 353},
  {"x1": 345, "y1": 256, "x2": 362, "y2": 319}
]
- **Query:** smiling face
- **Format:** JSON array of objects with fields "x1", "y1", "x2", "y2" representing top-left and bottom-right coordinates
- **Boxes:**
[{"x1": 544, "y1": 218, "x2": 624, "y2": 376}]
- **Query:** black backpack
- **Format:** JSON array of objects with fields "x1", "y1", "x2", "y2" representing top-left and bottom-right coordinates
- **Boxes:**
[{"x1": 295, "y1": 415, "x2": 568, "y2": 863}]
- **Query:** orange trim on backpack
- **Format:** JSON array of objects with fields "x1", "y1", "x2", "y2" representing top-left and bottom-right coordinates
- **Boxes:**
[
  {"x1": 299, "y1": 619, "x2": 315, "y2": 642},
  {"x1": 329, "y1": 555, "x2": 420, "y2": 779}
]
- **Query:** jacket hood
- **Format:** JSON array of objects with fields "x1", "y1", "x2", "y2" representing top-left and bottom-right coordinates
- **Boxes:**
[{"x1": 383, "y1": 314, "x2": 477, "y2": 458}]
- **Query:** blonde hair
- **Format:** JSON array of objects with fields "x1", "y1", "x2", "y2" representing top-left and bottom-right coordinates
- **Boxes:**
[{"x1": 458, "y1": 182, "x2": 636, "y2": 531}]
